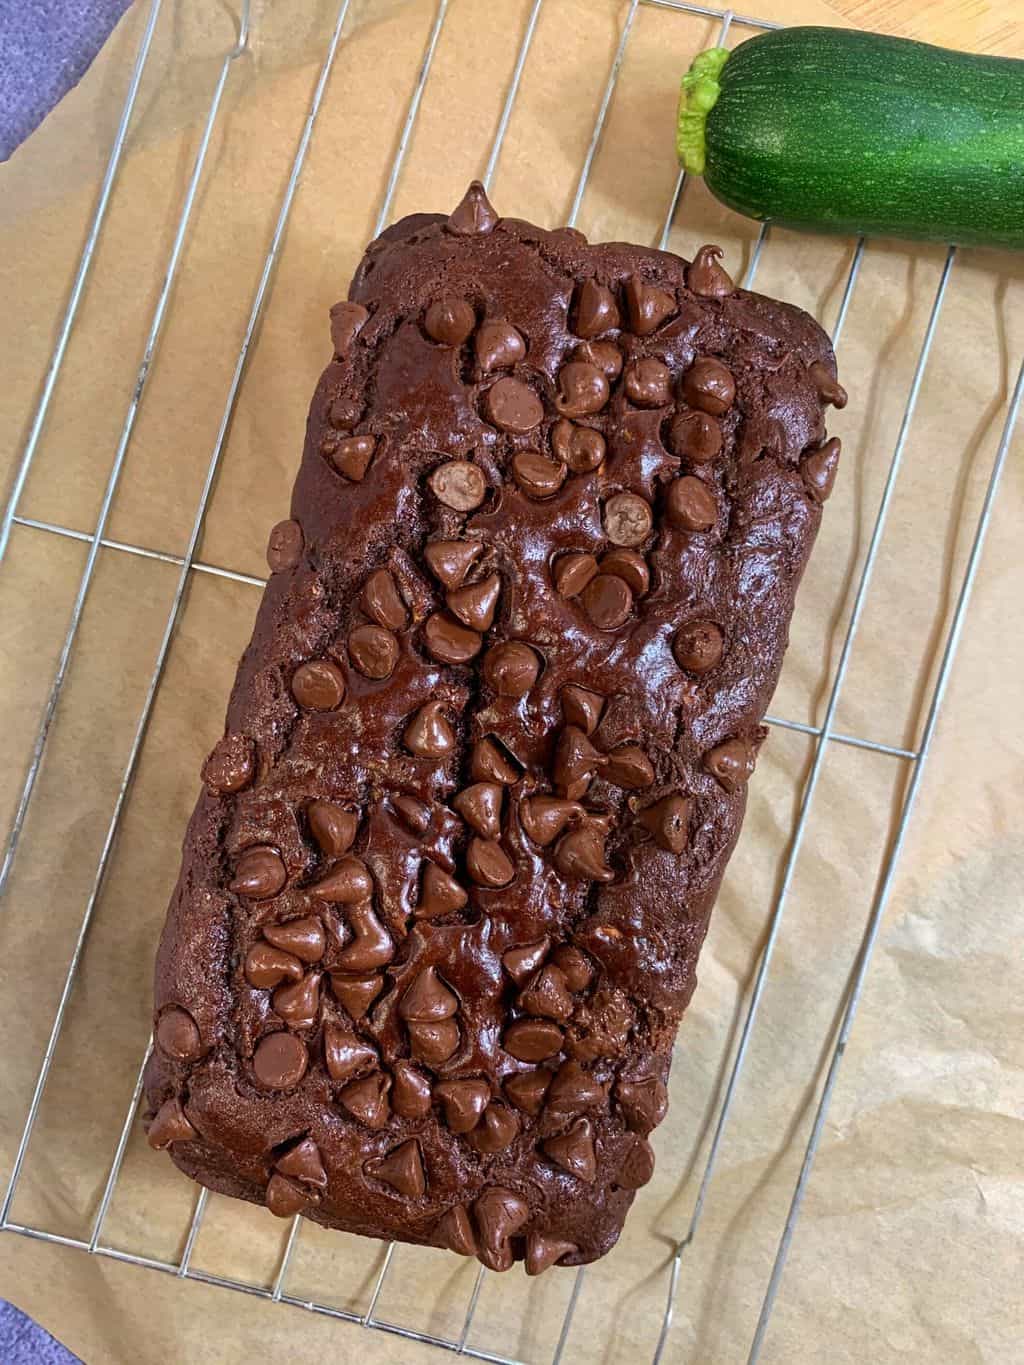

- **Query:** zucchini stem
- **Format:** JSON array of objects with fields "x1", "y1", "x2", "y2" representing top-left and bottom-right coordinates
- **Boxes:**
[{"x1": 677, "y1": 46, "x2": 730, "y2": 175}]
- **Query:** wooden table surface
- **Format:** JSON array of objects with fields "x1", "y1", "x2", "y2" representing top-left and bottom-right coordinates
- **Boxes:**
[{"x1": 825, "y1": 0, "x2": 1021, "y2": 54}]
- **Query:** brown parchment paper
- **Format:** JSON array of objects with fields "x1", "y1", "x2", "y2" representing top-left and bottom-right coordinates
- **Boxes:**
[{"x1": 1, "y1": 2, "x2": 1022, "y2": 1362}]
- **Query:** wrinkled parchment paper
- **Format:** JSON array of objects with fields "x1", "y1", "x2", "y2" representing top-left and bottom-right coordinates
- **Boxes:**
[{"x1": 1, "y1": 2, "x2": 1021, "y2": 1361}]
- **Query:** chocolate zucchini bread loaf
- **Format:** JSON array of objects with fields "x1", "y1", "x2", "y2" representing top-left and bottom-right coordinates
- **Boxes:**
[{"x1": 144, "y1": 183, "x2": 846, "y2": 1274}]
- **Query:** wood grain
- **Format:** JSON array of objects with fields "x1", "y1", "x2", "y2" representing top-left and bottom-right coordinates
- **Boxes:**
[{"x1": 822, "y1": 0, "x2": 1022, "y2": 55}]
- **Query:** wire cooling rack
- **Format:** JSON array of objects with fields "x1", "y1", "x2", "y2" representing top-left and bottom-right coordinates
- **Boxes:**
[{"x1": 1, "y1": 0, "x2": 1021, "y2": 1361}]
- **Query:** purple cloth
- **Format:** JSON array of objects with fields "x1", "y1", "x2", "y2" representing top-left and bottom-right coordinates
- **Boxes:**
[
  {"x1": 0, "y1": 1299, "x2": 81, "y2": 1364},
  {"x1": 0, "y1": 0, "x2": 134, "y2": 160}
]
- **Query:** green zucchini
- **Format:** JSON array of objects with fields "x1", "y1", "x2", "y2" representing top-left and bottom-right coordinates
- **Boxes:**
[{"x1": 677, "y1": 27, "x2": 1024, "y2": 249}]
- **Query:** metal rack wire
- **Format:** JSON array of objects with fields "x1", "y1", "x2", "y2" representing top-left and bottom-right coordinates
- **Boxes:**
[{"x1": 1, "y1": 1, "x2": 1020, "y2": 1361}]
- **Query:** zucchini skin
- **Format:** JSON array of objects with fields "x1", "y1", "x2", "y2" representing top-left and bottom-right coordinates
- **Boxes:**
[{"x1": 701, "y1": 27, "x2": 1024, "y2": 249}]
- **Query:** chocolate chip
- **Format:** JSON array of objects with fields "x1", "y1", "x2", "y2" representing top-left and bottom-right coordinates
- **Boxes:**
[
  {"x1": 666, "y1": 475, "x2": 717, "y2": 532},
  {"x1": 682, "y1": 356, "x2": 735, "y2": 415},
  {"x1": 615, "y1": 1076, "x2": 669, "y2": 1133},
  {"x1": 253, "y1": 1032, "x2": 308, "y2": 1090},
  {"x1": 272, "y1": 971, "x2": 322, "y2": 1029},
  {"x1": 264, "y1": 917, "x2": 324, "y2": 963},
  {"x1": 802, "y1": 436, "x2": 841, "y2": 502},
  {"x1": 624, "y1": 357, "x2": 672, "y2": 407},
  {"x1": 245, "y1": 943, "x2": 303, "y2": 989},
  {"x1": 336, "y1": 903, "x2": 394, "y2": 971},
  {"x1": 616, "y1": 1134, "x2": 655, "y2": 1188},
  {"x1": 201, "y1": 734, "x2": 253, "y2": 795},
  {"x1": 555, "y1": 826, "x2": 613, "y2": 882},
  {"x1": 543, "y1": 1117, "x2": 597, "y2": 1182},
  {"x1": 361, "y1": 568, "x2": 408, "y2": 630},
  {"x1": 448, "y1": 181, "x2": 498, "y2": 236},
  {"x1": 485, "y1": 377, "x2": 543, "y2": 433},
  {"x1": 518, "y1": 964, "x2": 573, "y2": 1021},
  {"x1": 400, "y1": 965, "x2": 459, "y2": 1022},
  {"x1": 554, "y1": 552, "x2": 598, "y2": 599},
  {"x1": 415, "y1": 862, "x2": 469, "y2": 918},
  {"x1": 600, "y1": 549, "x2": 649, "y2": 595},
  {"x1": 574, "y1": 279, "x2": 620, "y2": 337},
  {"x1": 674, "y1": 619, "x2": 723, "y2": 672},
  {"x1": 668, "y1": 409, "x2": 722, "y2": 463},
  {"x1": 393, "y1": 794, "x2": 431, "y2": 834},
  {"x1": 266, "y1": 1173, "x2": 309, "y2": 1217},
  {"x1": 425, "y1": 296, "x2": 476, "y2": 345},
  {"x1": 504, "y1": 1067, "x2": 553, "y2": 1115},
  {"x1": 307, "y1": 801, "x2": 358, "y2": 858},
  {"x1": 581, "y1": 573, "x2": 632, "y2": 631},
  {"x1": 230, "y1": 846, "x2": 287, "y2": 899},
  {"x1": 624, "y1": 274, "x2": 676, "y2": 335},
  {"x1": 808, "y1": 359, "x2": 847, "y2": 409},
  {"x1": 323, "y1": 1022, "x2": 377, "y2": 1081},
  {"x1": 574, "y1": 339, "x2": 622, "y2": 383},
  {"x1": 276, "y1": 1136, "x2": 328, "y2": 1189},
  {"x1": 482, "y1": 641, "x2": 539, "y2": 698},
  {"x1": 392, "y1": 1062, "x2": 432, "y2": 1118},
  {"x1": 504, "y1": 1018, "x2": 563, "y2": 1062},
  {"x1": 266, "y1": 519, "x2": 303, "y2": 573},
  {"x1": 408, "y1": 1018, "x2": 460, "y2": 1067},
  {"x1": 501, "y1": 937, "x2": 550, "y2": 986},
  {"x1": 328, "y1": 395, "x2": 362, "y2": 430},
  {"x1": 603, "y1": 492, "x2": 652, "y2": 547},
  {"x1": 340, "y1": 1071, "x2": 391, "y2": 1129},
  {"x1": 705, "y1": 737, "x2": 755, "y2": 791},
  {"x1": 553, "y1": 725, "x2": 605, "y2": 799},
  {"x1": 429, "y1": 460, "x2": 487, "y2": 511},
  {"x1": 513, "y1": 450, "x2": 567, "y2": 500},
  {"x1": 329, "y1": 434, "x2": 377, "y2": 482},
  {"x1": 549, "y1": 945, "x2": 593, "y2": 992},
  {"x1": 604, "y1": 744, "x2": 655, "y2": 788},
  {"x1": 520, "y1": 796, "x2": 583, "y2": 847},
  {"x1": 437, "y1": 1204, "x2": 477, "y2": 1255},
  {"x1": 468, "y1": 1103, "x2": 519, "y2": 1154},
  {"x1": 525, "y1": 1233, "x2": 578, "y2": 1276},
  {"x1": 475, "y1": 319, "x2": 526, "y2": 372},
  {"x1": 470, "y1": 735, "x2": 521, "y2": 784},
  {"x1": 686, "y1": 244, "x2": 734, "y2": 298},
  {"x1": 329, "y1": 301, "x2": 369, "y2": 356},
  {"x1": 330, "y1": 972, "x2": 384, "y2": 1019},
  {"x1": 435, "y1": 1078, "x2": 490, "y2": 1134},
  {"x1": 547, "y1": 1059, "x2": 607, "y2": 1112},
  {"x1": 146, "y1": 1096, "x2": 197, "y2": 1149},
  {"x1": 551, "y1": 418, "x2": 606, "y2": 473},
  {"x1": 424, "y1": 538, "x2": 483, "y2": 588},
  {"x1": 561, "y1": 684, "x2": 604, "y2": 734},
  {"x1": 473, "y1": 1187, "x2": 529, "y2": 1272},
  {"x1": 466, "y1": 837, "x2": 515, "y2": 888},
  {"x1": 310, "y1": 855, "x2": 373, "y2": 903},
  {"x1": 292, "y1": 659, "x2": 346, "y2": 710},
  {"x1": 453, "y1": 782, "x2": 503, "y2": 838},
  {"x1": 447, "y1": 573, "x2": 500, "y2": 631},
  {"x1": 348, "y1": 624, "x2": 399, "y2": 679},
  {"x1": 555, "y1": 361, "x2": 609, "y2": 418},
  {"x1": 365, "y1": 1139, "x2": 425, "y2": 1198},
  {"x1": 424, "y1": 611, "x2": 482, "y2": 665},
  {"x1": 639, "y1": 794, "x2": 691, "y2": 854}
]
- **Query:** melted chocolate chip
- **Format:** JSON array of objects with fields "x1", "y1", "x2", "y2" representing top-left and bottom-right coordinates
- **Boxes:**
[
  {"x1": 292, "y1": 659, "x2": 346, "y2": 711},
  {"x1": 616, "y1": 1134, "x2": 655, "y2": 1188},
  {"x1": 513, "y1": 450, "x2": 568, "y2": 499},
  {"x1": 310, "y1": 856, "x2": 373, "y2": 903},
  {"x1": 392, "y1": 1062, "x2": 432, "y2": 1118},
  {"x1": 266, "y1": 519, "x2": 303, "y2": 573},
  {"x1": 245, "y1": 943, "x2": 303, "y2": 990},
  {"x1": 555, "y1": 361, "x2": 609, "y2": 418},
  {"x1": 615, "y1": 1076, "x2": 669, "y2": 1133},
  {"x1": 666, "y1": 476, "x2": 717, "y2": 532},
  {"x1": 504, "y1": 1067, "x2": 553, "y2": 1115},
  {"x1": 501, "y1": 937, "x2": 551, "y2": 985},
  {"x1": 466, "y1": 837, "x2": 515, "y2": 887},
  {"x1": 416, "y1": 862, "x2": 469, "y2": 918},
  {"x1": 686, "y1": 244, "x2": 734, "y2": 298},
  {"x1": 471, "y1": 735, "x2": 521, "y2": 784},
  {"x1": 324, "y1": 1022, "x2": 377, "y2": 1082},
  {"x1": 485, "y1": 377, "x2": 543, "y2": 433},
  {"x1": 307, "y1": 801, "x2": 358, "y2": 858},
  {"x1": 405, "y1": 701, "x2": 456, "y2": 758},
  {"x1": 600, "y1": 548, "x2": 649, "y2": 596},
  {"x1": 668, "y1": 409, "x2": 723, "y2": 463},
  {"x1": 705, "y1": 737, "x2": 755, "y2": 791},
  {"x1": 435, "y1": 1078, "x2": 490, "y2": 1134},
  {"x1": 400, "y1": 966, "x2": 459, "y2": 1022},
  {"x1": 361, "y1": 568, "x2": 408, "y2": 630},
  {"x1": 473, "y1": 1187, "x2": 529, "y2": 1272},
  {"x1": 468, "y1": 1103, "x2": 519, "y2": 1154},
  {"x1": 329, "y1": 434, "x2": 376, "y2": 482},
  {"x1": 674, "y1": 619, "x2": 724, "y2": 673},
  {"x1": 393, "y1": 794, "x2": 431, "y2": 834},
  {"x1": 146, "y1": 1096, "x2": 197, "y2": 1150},
  {"x1": 808, "y1": 360, "x2": 848, "y2": 409},
  {"x1": 520, "y1": 796, "x2": 583, "y2": 847},
  {"x1": 276, "y1": 1136, "x2": 328, "y2": 1189},
  {"x1": 230, "y1": 846, "x2": 287, "y2": 899},
  {"x1": 574, "y1": 279, "x2": 620, "y2": 337},
  {"x1": 429, "y1": 460, "x2": 487, "y2": 512},
  {"x1": 555, "y1": 826, "x2": 613, "y2": 882},
  {"x1": 624, "y1": 274, "x2": 676, "y2": 335},
  {"x1": 553, "y1": 725, "x2": 605, "y2": 799},
  {"x1": 802, "y1": 436, "x2": 841, "y2": 502},
  {"x1": 266, "y1": 1173, "x2": 309, "y2": 1217},
  {"x1": 504, "y1": 1018, "x2": 564, "y2": 1062},
  {"x1": 448, "y1": 181, "x2": 499, "y2": 236},
  {"x1": 518, "y1": 964, "x2": 573, "y2": 1021},
  {"x1": 554, "y1": 552, "x2": 598, "y2": 599},
  {"x1": 424, "y1": 296, "x2": 476, "y2": 345},
  {"x1": 329, "y1": 301, "x2": 369, "y2": 357},
  {"x1": 482, "y1": 641, "x2": 539, "y2": 698},
  {"x1": 424, "y1": 611, "x2": 482, "y2": 665},
  {"x1": 551, "y1": 418, "x2": 605, "y2": 473},
  {"x1": 408, "y1": 1018, "x2": 460, "y2": 1067},
  {"x1": 452, "y1": 782, "x2": 503, "y2": 838},
  {"x1": 424, "y1": 538, "x2": 483, "y2": 588},
  {"x1": 639, "y1": 794, "x2": 691, "y2": 854},
  {"x1": 603, "y1": 492, "x2": 652, "y2": 547},
  {"x1": 475, "y1": 319, "x2": 526, "y2": 372},
  {"x1": 336, "y1": 903, "x2": 393, "y2": 971},
  {"x1": 447, "y1": 573, "x2": 501, "y2": 631},
  {"x1": 581, "y1": 573, "x2": 632, "y2": 631},
  {"x1": 340, "y1": 1071, "x2": 391, "y2": 1129},
  {"x1": 201, "y1": 734, "x2": 253, "y2": 795},
  {"x1": 253, "y1": 1032, "x2": 308, "y2": 1090},
  {"x1": 624, "y1": 357, "x2": 672, "y2": 407},
  {"x1": 328, "y1": 395, "x2": 362, "y2": 430},
  {"x1": 365, "y1": 1139, "x2": 425, "y2": 1198},
  {"x1": 603, "y1": 744, "x2": 655, "y2": 788},
  {"x1": 549, "y1": 945, "x2": 593, "y2": 992},
  {"x1": 547, "y1": 1059, "x2": 607, "y2": 1112},
  {"x1": 574, "y1": 339, "x2": 622, "y2": 382},
  {"x1": 561, "y1": 684, "x2": 604, "y2": 734},
  {"x1": 543, "y1": 1117, "x2": 597, "y2": 1182},
  {"x1": 437, "y1": 1205, "x2": 477, "y2": 1256},
  {"x1": 682, "y1": 357, "x2": 735, "y2": 415},
  {"x1": 348, "y1": 624, "x2": 399, "y2": 679},
  {"x1": 272, "y1": 971, "x2": 322, "y2": 1029},
  {"x1": 330, "y1": 973, "x2": 384, "y2": 1019},
  {"x1": 265, "y1": 915, "x2": 325, "y2": 961},
  {"x1": 526, "y1": 1233, "x2": 578, "y2": 1276}
]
